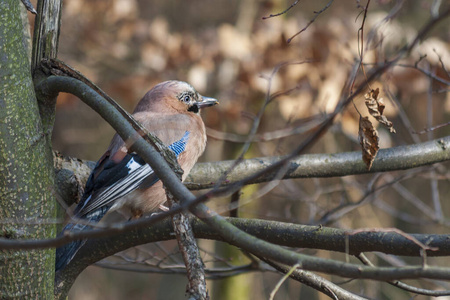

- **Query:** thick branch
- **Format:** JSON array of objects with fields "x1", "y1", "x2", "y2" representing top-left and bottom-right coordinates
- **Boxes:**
[
  {"x1": 169, "y1": 204, "x2": 208, "y2": 300},
  {"x1": 40, "y1": 217, "x2": 450, "y2": 288},
  {"x1": 191, "y1": 203, "x2": 450, "y2": 282},
  {"x1": 186, "y1": 137, "x2": 450, "y2": 189},
  {"x1": 54, "y1": 136, "x2": 450, "y2": 199},
  {"x1": 2, "y1": 218, "x2": 450, "y2": 256},
  {"x1": 167, "y1": 176, "x2": 208, "y2": 299},
  {"x1": 31, "y1": 0, "x2": 62, "y2": 73}
]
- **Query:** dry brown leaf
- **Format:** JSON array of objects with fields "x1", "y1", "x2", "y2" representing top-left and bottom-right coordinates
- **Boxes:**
[
  {"x1": 359, "y1": 116, "x2": 379, "y2": 170},
  {"x1": 364, "y1": 88, "x2": 396, "y2": 133}
]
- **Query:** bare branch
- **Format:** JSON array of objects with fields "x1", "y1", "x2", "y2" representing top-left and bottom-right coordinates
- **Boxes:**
[
  {"x1": 357, "y1": 253, "x2": 450, "y2": 297},
  {"x1": 287, "y1": 0, "x2": 334, "y2": 43},
  {"x1": 413, "y1": 121, "x2": 450, "y2": 135},
  {"x1": 262, "y1": 0, "x2": 300, "y2": 19},
  {"x1": 269, "y1": 263, "x2": 300, "y2": 300},
  {"x1": 5, "y1": 217, "x2": 450, "y2": 257},
  {"x1": 186, "y1": 136, "x2": 450, "y2": 190},
  {"x1": 260, "y1": 256, "x2": 366, "y2": 300},
  {"x1": 191, "y1": 203, "x2": 450, "y2": 282},
  {"x1": 167, "y1": 195, "x2": 208, "y2": 300}
]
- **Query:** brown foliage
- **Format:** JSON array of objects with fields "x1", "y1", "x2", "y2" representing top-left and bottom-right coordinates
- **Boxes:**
[
  {"x1": 364, "y1": 88, "x2": 396, "y2": 133},
  {"x1": 358, "y1": 116, "x2": 379, "y2": 170}
]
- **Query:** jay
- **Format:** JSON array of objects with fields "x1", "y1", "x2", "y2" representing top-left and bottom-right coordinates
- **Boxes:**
[{"x1": 55, "y1": 80, "x2": 218, "y2": 271}]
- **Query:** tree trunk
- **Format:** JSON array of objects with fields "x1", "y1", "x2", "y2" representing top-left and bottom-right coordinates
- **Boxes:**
[{"x1": 0, "y1": 1, "x2": 57, "y2": 298}]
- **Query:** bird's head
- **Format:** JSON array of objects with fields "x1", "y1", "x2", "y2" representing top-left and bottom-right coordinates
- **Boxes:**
[{"x1": 134, "y1": 81, "x2": 218, "y2": 114}]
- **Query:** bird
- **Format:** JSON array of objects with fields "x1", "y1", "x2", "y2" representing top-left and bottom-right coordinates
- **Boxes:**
[{"x1": 55, "y1": 80, "x2": 218, "y2": 271}]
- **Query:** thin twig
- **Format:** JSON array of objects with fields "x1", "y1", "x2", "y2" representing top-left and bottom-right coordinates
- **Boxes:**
[
  {"x1": 206, "y1": 115, "x2": 322, "y2": 143},
  {"x1": 260, "y1": 256, "x2": 367, "y2": 300},
  {"x1": 357, "y1": 253, "x2": 450, "y2": 297},
  {"x1": 287, "y1": 0, "x2": 334, "y2": 43},
  {"x1": 269, "y1": 264, "x2": 300, "y2": 300},
  {"x1": 262, "y1": 0, "x2": 300, "y2": 19},
  {"x1": 413, "y1": 121, "x2": 450, "y2": 134},
  {"x1": 351, "y1": 0, "x2": 371, "y2": 92},
  {"x1": 433, "y1": 48, "x2": 450, "y2": 78}
]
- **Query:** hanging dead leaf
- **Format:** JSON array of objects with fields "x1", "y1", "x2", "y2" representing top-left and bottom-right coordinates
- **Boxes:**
[
  {"x1": 365, "y1": 88, "x2": 396, "y2": 133},
  {"x1": 359, "y1": 116, "x2": 379, "y2": 170}
]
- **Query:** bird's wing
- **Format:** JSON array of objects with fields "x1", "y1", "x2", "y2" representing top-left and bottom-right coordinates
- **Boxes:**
[{"x1": 74, "y1": 131, "x2": 190, "y2": 218}]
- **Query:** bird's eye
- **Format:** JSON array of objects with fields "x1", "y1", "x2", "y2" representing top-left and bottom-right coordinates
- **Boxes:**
[{"x1": 183, "y1": 95, "x2": 191, "y2": 103}]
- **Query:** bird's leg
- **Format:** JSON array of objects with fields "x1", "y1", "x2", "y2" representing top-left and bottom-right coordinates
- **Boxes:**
[{"x1": 130, "y1": 208, "x2": 143, "y2": 219}]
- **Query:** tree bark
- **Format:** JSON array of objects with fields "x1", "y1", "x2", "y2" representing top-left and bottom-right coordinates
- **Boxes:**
[{"x1": 0, "y1": 1, "x2": 57, "y2": 298}]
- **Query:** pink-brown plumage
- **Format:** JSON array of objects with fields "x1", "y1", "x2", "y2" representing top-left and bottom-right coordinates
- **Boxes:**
[
  {"x1": 56, "y1": 80, "x2": 218, "y2": 271},
  {"x1": 105, "y1": 81, "x2": 214, "y2": 217}
]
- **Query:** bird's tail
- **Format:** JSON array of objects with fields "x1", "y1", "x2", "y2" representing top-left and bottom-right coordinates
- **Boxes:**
[
  {"x1": 55, "y1": 206, "x2": 111, "y2": 272},
  {"x1": 55, "y1": 222, "x2": 88, "y2": 272}
]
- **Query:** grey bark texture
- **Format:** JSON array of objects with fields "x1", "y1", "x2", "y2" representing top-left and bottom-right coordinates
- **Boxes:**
[{"x1": 0, "y1": 0, "x2": 57, "y2": 298}]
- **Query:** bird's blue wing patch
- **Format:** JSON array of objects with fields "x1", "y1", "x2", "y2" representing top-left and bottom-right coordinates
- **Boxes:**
[{"x1": 168, "y1": 131, "x2": 189, "y2": 157}]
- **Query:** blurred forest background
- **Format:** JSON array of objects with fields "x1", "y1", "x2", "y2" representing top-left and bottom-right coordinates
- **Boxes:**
[{"x1": 29, "y1": 0, "x2": 449, "y2": 299}]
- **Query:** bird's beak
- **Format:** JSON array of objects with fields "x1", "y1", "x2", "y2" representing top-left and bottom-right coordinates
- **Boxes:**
[{"x1": 197, "y1": 96, "x2": 219, "y2": 108}]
